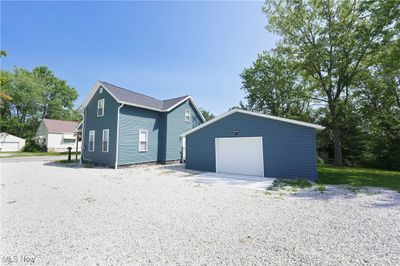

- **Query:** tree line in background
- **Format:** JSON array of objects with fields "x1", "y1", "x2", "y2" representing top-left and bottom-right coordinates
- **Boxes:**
[
  {"x1": 241, "y1": 0, "x2": 400, "y2": 170},
  {"x1": 0, "y1": 61, "x2": 81, "y2": 139}
]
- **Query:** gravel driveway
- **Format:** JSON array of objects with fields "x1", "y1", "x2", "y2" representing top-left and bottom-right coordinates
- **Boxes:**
[{"x1": 1, "y1": 159, "x2": 399, "y2": 265}]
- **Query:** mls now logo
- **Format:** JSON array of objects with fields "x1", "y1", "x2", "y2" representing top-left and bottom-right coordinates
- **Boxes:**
[{"x1": 2, "y1": 255, "x2": 36, "y2": 264}]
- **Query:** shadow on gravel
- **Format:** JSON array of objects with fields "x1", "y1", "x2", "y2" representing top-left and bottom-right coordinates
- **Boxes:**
[
  {"x1": 291, "y1": 186, "x2": 400, "y2": 208},
  {"x1": 291, "y1": 187, "x2": 357, "y2": 200},
  {"x1": 43, "y1": 161, "x2": 113, "y2": 170},
  {"x1": 369, "y1": 191, "x2": 400, "y2": 208},
  {"x1": 159, "y1": 164, "x2": 203, "y2": 176}
]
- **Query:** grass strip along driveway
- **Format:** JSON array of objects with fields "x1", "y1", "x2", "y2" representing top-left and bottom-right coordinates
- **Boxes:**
[{"x1": 318, "y1": 165, "x2": 400, "y2": 192}]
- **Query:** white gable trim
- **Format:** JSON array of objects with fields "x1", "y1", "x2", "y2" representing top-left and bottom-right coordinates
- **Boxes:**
[
  {"x1": 79, "y1": 81, "x2": 206, "y2": 122},
  {"x1": 180, "y1": 109, "x2": 325, "y2": 137},
  {"x1": 78, "y1": 81, "x2": 119, "y2": 112},
  {"x1": 165, "y1": 96, "x2": 206, "y2": 122},
  {"x1": 74, "y1": 121, "x2": 83, "y2": 133}
]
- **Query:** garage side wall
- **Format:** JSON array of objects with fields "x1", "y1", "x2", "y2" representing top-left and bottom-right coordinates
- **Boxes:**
[{"x1": 185, "y1": 112, "x2": 318, "y2": 180}]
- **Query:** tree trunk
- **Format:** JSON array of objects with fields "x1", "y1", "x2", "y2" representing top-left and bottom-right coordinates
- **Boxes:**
[
  {"x1": 332, "y1": 122, "x2": 343, "y2": 166},
  {"x1": 329, "y1": 100, "x2": 343, "y2": 166}
]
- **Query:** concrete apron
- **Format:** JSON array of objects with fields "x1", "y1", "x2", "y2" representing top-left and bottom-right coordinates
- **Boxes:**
[{"x1": 190, "y1": 172, "x2": 276, "y2": 191}]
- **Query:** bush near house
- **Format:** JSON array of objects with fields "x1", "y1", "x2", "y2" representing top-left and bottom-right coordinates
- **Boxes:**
[{"x1": 21, "y1": 140, "x2": 45, "y2": 152}]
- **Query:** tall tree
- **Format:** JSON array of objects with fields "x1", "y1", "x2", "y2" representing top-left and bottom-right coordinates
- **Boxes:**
[
  {"x1": 263, "y1": 0, "x2": 400, "y2": 166},
  {"x1": 241, "y1": 50, "x2": 312, "y2": 121},
  {"x1": 0, "y1": 68, "x2": 42, "y2": 137},
  {"x1": 0, "y1": 67, "x2": 79, "y2": 138},
  {"x1": 32, "y1": 66, "x2": 78, "y2": 120},
  {"x1": 354, "y1": 36, "x2": 400, "y2": 170}
]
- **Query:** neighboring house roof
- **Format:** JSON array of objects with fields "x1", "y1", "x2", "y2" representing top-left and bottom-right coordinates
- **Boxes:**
[
  {"x1": 0, "y1": 132, "x2": 25, "y2": 141},
  {"x1": 181, "y1": 109, "x2": 325, "y2": 137},
  {"x1": 42, "y1": 119, "x2": 79, "y2": 134},
  {"x1": 79, "y1": 81, "x2": 205, "y2": 122}
]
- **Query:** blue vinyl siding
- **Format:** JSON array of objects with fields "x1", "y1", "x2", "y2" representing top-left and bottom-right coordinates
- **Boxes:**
[
  {"x1": 118, "y1": 106, "x2": 161, "y2": 165},
  {"x1": 185, "y1": 112, "x2": 318, "y2": 180},
  {"x1": 83, "y1": 89, "x2": 203, "y2": 166},
  {"x1": 157, "y1": 113, "x2": 168, "y2": 162},
  {"x1": 164, "y1": 100, "x2": 202, "y2": 161},
  {"x1": 83, "y1": 86, "x2": 118, "y2": 166}
]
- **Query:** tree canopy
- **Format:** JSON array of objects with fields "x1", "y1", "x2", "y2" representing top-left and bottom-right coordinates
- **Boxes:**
[
  {"x1": 241, "y1": 0, "x2": 400, "y2": 169},
  {"x1": 0, "y1": 66, "x2": 80, "y2": 138}
]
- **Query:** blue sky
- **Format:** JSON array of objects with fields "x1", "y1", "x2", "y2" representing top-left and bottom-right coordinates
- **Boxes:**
[{"x1": 1, "y1": 1, "x2": 277, "y2": 115}]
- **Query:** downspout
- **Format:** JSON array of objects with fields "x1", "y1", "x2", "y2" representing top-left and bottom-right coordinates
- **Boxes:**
[
  {"x1": 80, "y1": 108, "x2": 87, "y2": 164},
  {"x1": 115, "y1": 103, "x2": 124, "y2": 169}
]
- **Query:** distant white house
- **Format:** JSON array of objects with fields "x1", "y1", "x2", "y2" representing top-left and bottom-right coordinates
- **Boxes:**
[
  {"x1": 0, "y1": 133, "x2": 26, "y2": 152},
  {"x1": 35, "y1": 119, "x2": 81, "y2": 152}
]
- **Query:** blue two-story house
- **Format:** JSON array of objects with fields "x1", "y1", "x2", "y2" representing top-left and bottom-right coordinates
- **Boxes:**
[{"x1": 79, "y1": 81, "x2": 205, "y2": 168}]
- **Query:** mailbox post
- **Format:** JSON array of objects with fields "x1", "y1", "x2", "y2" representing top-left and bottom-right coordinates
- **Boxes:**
[{"x1": 67, "y1": 147, "x2": 72, "y2": 161}]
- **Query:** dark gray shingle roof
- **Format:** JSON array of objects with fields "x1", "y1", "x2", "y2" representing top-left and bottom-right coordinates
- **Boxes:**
[{"x1": 100, "y1": 81, "x2": 188, "y2": 111}]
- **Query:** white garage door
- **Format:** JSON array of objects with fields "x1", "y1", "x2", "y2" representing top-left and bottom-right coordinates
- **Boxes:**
[
  {"x1": 215, "y1": 137, "x2": 264, "y2": 176},
  {"x1": 0, "y1": 142, "x2": 19, "y2": 152}
]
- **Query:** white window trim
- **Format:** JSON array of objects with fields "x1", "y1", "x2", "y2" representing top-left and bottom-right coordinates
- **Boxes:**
[
  {"x1": 102, "y1": 129, "x2": 109, "y2": 153},
  {"x1": 138, "y1": 129, "x2": 148, "y2": 152},
  {"x1": 97, "y1": 99, "x2": 105, "y2": 117},
  {"x1": 88, "y1": 130, "x2": 95, "y2": 152},
  {"x1": 185, "y1": 109, "x2": 191, "y2": 123}
]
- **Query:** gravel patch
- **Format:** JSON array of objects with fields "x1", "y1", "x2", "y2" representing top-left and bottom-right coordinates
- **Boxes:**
[{"x1": 1, "y1": 160, "x2": 399, "y2": 265}]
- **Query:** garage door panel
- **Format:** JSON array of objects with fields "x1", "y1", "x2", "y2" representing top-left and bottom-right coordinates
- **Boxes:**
[
  {"x1": 0, "y1": 142, "x2": 19, "y2": 152},
  {"x1": 215, "y1": 137, "x2": 264, "y2": 176}
]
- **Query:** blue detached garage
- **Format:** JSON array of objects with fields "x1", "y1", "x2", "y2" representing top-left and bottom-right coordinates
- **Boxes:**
[{"x1": 181, "y1": 109, "x2": 324, "y2": 180}]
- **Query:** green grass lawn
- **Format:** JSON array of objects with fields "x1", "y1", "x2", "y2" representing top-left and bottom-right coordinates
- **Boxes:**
[
  {"x1": 318, "y1": 165, "x2": 400, "y2": 192},
  {"x1": 1, "y1": 151, "x2": 80, "y2": 158}
]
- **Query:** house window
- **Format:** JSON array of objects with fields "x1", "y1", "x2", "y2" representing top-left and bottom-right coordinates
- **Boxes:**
[
  {"x1": 138, "y1": 130, "x2": 148, "y2": 152},
  {"x1": 99, "y1": 87, "x2": 103, "y2": 94},
  {"x1": 102, "y1": 129, "x2": 109, "y2": 153},
  {"x1": 97, "y1": 99, "x2": 104, "y2": 117},
  {"x1": 63, "y1": 138, "x2": 75, "y2": 144},
  {"x1": 185, "y1": 109, "x2": 191, "y2": 122},
  {"x1": 88, "y1": 130, "x2": 95, "y2": 152}
]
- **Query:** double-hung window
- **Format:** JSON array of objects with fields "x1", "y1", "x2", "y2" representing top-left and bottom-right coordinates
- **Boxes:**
[
  {"x1": 138, "y1": 130, "x2": 148, "y2": 152},
  {"x1": 88, "y1": 130, "x2": 95, "y2": 152},
  {"x1": 185, "y1": 109, "x2": 191, "y2": 122},
  {"x1": 97, "y1": 99, "x2": 104, "y2": 117},
  {"x1": 102, "y1": 129, "x2": 109, "y2": 152}
]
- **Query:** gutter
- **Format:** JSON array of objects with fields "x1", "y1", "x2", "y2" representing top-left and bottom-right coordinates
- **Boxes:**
[{"x1": 115, "y1": 103, "x2": 124, "y2": 169}]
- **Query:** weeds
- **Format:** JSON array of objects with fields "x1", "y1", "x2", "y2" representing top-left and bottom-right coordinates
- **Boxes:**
[
  {"x1": 315, "y1": 183, "x2": 326, "y2": 193},
  {"x1": 268, "y1": 178, "x2": 312, "y2": 191}
]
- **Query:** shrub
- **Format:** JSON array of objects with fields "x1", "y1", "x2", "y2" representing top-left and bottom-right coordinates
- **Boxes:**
[{"x1": 21, "y1": 140, "x2": 44, "y2": 152}]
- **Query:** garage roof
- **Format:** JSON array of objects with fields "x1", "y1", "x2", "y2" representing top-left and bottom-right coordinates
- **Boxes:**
[{"x1": 181, "y1": 109, "x2": 325, "y2": 137}]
